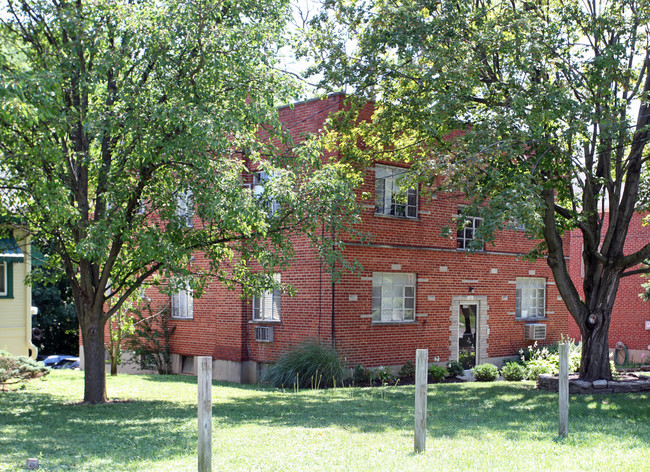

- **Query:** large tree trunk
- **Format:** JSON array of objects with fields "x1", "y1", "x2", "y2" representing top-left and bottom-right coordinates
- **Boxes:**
[
  {"x1": 578, "y1": 315, "x2": 611, "y2": 380},
  {"x1": 81, "y1": 311, "x2": 108, "y2": 404}
]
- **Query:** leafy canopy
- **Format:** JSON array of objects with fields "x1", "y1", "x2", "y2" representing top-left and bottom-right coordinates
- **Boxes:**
[
  {"x1": 305, "y1": 0, "x2": 650, "y2": 380},
  {"x1": 0, "y1": 0, "x2": 362, "y2": 315}
]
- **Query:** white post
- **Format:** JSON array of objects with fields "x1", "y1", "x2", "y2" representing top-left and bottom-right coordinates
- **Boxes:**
[
  {"x1": 414, "y1": 349, "x2": 428, "y2": 453},
  {"x1": 198, "y1": 356, "x2": 212, "y2": 472},
  {"x1": 558, "y1": 343, "x2": 569, "y2": 438}
]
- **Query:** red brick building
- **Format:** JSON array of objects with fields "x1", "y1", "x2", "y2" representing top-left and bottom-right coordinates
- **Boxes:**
[
  {"x1": 567, "y1": 213, "x2": 650, "y2": 364},
  {"x1": 91, "y1": 94, "x2": 580, "y2": 382}
]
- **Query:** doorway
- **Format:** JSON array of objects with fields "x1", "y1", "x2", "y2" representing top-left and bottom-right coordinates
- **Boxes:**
[{"x1": 458, "y1": 303, "x2": 478, "y2": 369}]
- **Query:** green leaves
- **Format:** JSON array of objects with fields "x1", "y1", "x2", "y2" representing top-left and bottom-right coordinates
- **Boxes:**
[{"x1": 0, "y1": 0, "x2": 360, "y2": 329}]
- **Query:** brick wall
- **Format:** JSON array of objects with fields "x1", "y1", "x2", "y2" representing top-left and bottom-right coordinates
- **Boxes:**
[
  {"x1": 568, "y1": 213, "x2": 650, "y2": 358},
  {"x1": 104, "y1": 95, "x2": 581, "y2": 377}
]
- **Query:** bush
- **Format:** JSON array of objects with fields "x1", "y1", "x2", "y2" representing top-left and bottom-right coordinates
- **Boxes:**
[
  {"x1": 524, "y1": 359, "x2": 556, "y2": 380},
  {"x1": 125, "y1": 306, "x2": 176, "y2": 374},
  {"x1": 446, "y1": 360, "x2": 465, "y2": 377},
  {"x1": 458, "y1": 351, "x2": 475, "y2": 369},
  {"x1": 500, "y1": 361, "x2": 525, "y2": 381},
  {"x1": 472, "y1": 363, "x2": 499, "y2": 382},
  {"x1": 428, "y1": 365, "x2": 448, "y2": 382},
  {"x1": 262, "y1": 342, "x2": 346, "y2": 390},
  {"x1": 374, "y1": 366, "x2": 395, "y2": 385},
  {"x1": 352, "y1": 364, "x2": 373, "y2": 385},
  {"x1": 398, "y1": 360, "x2": 415, "y2": 380},
  {"x1": 0, "y1": 351, "x2": 49, "y2": 391},
  {"x1": 519, "y1": 339, "x2": 583, "y2": 380},
  {"x1": 520, "y1": 339, "x2": 582, "y2": 373}
]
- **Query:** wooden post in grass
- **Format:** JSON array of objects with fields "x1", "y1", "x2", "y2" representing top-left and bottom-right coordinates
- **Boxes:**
[
  {"x1": 558, "y1": 343, "x2": 569, "y2": 438},
  {"x1": 198, "y1": 356, "x2": 212, "y2": 472},
  {"x1": 414, "y1": 349, "x2": 428, "y2": 453}
]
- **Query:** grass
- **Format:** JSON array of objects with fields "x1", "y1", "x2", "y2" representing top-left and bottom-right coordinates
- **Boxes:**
[{"x1": 1, "y1": 371, "x2": 649, "y2": 471}]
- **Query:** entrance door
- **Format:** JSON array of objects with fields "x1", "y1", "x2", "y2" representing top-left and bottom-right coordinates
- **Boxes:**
[{"x1": 458, "y1": 303, "x2": 478, "y2": 369}]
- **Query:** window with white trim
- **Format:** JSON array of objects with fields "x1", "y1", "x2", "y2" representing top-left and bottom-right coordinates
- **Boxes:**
[
  {"x1": 176, "y1": 190, "x2": 193, "y2": 227},
  {"x1": 374, "y1": 165, "x2": 418, "y2": 218},
  {"x1": 515, "y1": 277, "x2": 546, "y2": 319},
  {"x1": 252, "y1": 274, "x2": 281, "y2": 321},
  {"x1": 457, "y1": 207, "x2": 483, "y2": 250},
  {"x1": 253, "y1": 171, "x2": 280, "y2": 215},
  {"x1": 0, "y1": 262, "x2": 6, "y2": 297},
  {"x1": 372, "y1": 272, "x2": 416, "y2": 322},
  {"x1": 171, "y1": 282, "x2": 193, "y2": 319}
]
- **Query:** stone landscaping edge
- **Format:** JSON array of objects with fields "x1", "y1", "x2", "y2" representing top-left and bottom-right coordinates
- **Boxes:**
[{"x1": 537, "y1": 372, "x2": 650, "y2": 394}]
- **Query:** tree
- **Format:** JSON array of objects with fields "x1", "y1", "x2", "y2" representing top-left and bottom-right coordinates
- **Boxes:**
[
  {"x1": 0, "y1": 0, "x2": 361, "y2": 403},
  {"x1": 305, "y1": 0, "x2": 650, "y2": 381}
]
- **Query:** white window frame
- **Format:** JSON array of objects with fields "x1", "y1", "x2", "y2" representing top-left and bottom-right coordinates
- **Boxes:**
[
  {"x1": 374, "y1": 165, "x2": 418, "y2": 218},
  {"x1": 137, "y1": 198, "x2": 146, "y2": 215},
  {"x1": 253, "y1": 171, "x2": 280, "y2": 215},
  {"x1": 457, "y1": 207, "x2": 483, "y2": 250},
  {"x1": 372, "y1": 272, "x2": 416, "y2": 322},
  {"x1": 176, "y1": 190, "x2": 193, "y2": 227},
  {"x1": 171, "y1": 281, "x2": 193, "y2": 319},
  {"x1": 0, "y1": 262, "x2": 6, "y2": 297},
  {"x1": 252, "y1": 273, "x2": 281, "y2": 321},
  {"x1": 515, "y1": 277, "x2": 546, "y2": 319}
]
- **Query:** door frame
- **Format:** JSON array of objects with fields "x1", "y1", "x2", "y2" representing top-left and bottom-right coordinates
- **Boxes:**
[{"x1": 449, "y1": 295, "x2": 489, "y2": 365}]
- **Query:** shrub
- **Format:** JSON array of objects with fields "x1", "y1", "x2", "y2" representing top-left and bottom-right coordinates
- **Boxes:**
[
  {"x1": 398, "y1": 360, "x2": 415, "y2": 380},
  {"x1": 458, "y1": 351, "x2": 475, "y2": 369},
  {"x1": 428, "y1": 365, "x2": 448, "y2": 382},
  {"x1": 374, "y1": 366, "x2": 395, "y2": 385},
  {"x1": 124, "y1": 306, "x2": 176, "y2": 374},
  {"x1": 262, "y1": 342, "x2": 346, "y2": 389},
  {"x1": 446, "y1": 360, "x2": 465, "y2": 377},
  {"x1": 0, "y1": 351, "x2": 49, "y2": 391},
  {"x1": 472, "y1": 363, "x2": 499, "y2": 382},
  {"x1": 352, "y1": 364, "x2": 373, "y2": 385},
  {"x1": 524, "y1": 359, "x2": 556, "y2": 380},
  {"x1": 501, "y1": 361, "x2": 525, "y2": 381},
  {"x1": 519, "y1": 339, "x2": 583, "y2": 380}
]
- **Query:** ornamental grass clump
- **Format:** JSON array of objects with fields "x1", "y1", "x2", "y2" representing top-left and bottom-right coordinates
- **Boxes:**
[{"x1": 262, "y1": 341, "x2": 346, "y2": 390}]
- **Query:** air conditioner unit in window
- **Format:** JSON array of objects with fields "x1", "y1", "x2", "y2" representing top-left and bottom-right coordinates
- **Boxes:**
[
  {"x1": 524, "y1": 323, "x2": 547, "y2": 341},
  {"x1": 254, "y1": 326, "x2": 274, "y2": 343}
]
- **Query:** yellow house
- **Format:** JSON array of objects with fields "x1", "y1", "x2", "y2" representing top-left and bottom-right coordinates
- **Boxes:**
[{"x1": 0, "y1": 229, "x2": 37, "y2": 359}]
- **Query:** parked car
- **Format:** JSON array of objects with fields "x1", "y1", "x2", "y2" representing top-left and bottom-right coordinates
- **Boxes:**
[
  {"x1": 51, "y1": 357, "x2": 79, "y2": 369},
  {"x1": 41, "y1": 355, "x2": 79, "y2": 369}
]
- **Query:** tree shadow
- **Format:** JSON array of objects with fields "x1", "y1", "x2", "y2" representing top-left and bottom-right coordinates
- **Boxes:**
[{"x1": 1, "y1": 375, "x2": 648, "y2": 470}]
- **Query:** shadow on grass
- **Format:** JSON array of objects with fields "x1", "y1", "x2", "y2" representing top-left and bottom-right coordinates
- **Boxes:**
[
  {"x1": 0, "y1": 390, "x2": 197, "y2": 469},
  {"x1": 1, "y1": 374, "x2": 648, "y2": 470}
]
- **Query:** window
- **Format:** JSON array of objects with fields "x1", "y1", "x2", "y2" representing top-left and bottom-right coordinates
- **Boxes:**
[
  {"x1": 253, "y1": 171, "x2": 280, "y2": 215},
  {"x1": 171, "y1": 282, "x2": 193, "y2": 319},
  {"x1": 0, "y1": 262, "x2": 6, "y2": 297},
  {"x1": 457, "y1": 207, "x2": 483, "y2": 250},
  {"x1": 137, "y1": 199, "x2": 146, "y2": 215},
  {"x1": 374, "y1": 165, "x2": 418, "y2": 218},
  {"x1": 0, "y1": 236, "x2": 21, "y2": 298},
  {"x1": 515, "y1": 277, "x2": 546, "y2": 319},
  {"x1": 253, "y1": 274, "x2": 281, "y2": 321},
  {"x1": 372, "y1": 272, "x2": 416, "y2": 322},
  {"x1": 176, "y1": 190, "x2": 193, "y2": 227}
]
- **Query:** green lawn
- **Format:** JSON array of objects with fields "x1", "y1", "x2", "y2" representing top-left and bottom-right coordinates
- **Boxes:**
[{"x1": 1, "y1": 371, "x2": 648, "y2": 471}]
